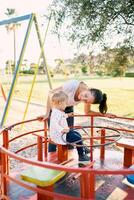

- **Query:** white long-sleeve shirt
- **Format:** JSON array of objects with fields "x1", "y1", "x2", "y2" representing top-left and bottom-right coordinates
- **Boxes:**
[{"x1": 49, "y1": 108, "x2": 68, "y2": 145}]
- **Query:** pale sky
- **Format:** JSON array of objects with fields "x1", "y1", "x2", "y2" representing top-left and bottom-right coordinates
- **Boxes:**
[
  {"x1": 0, "y1": 0, "x2": 52, "y2": 17},
  {"x1": 0, "y1": 0, "x2": 76, "y2": 69},
  {"x1": 0, "y1": 0, "x2": 125, "y2": 69}
]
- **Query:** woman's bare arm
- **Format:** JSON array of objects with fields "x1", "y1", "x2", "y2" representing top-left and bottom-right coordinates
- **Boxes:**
[
  {"x1": 84, "y1": 103, "x2": 102, "y2": 116},
  {"x1": 37, "y1": 86, "x2": 63, "y2": 120},
  {"x1": 51, "y1": 86, "x2": 62, "y2": 92},
  {"x1": 84, "y1": 103, "x2": 116, "y2": 118},
  {"x1": 45, "y1": 94, "x2": 51, "y2": 117},
  {"x1": 37, "y1": 94, "x2": 51, "y2": 120}
]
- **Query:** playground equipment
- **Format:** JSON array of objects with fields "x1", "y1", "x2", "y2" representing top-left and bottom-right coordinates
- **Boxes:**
[
  {"x1": 0, "y1": 12, "x2": 74, "y2": 128},
  {"x1": 0, "y1": 82, "x2": 6, "y2": 101},
  {"x1": 0, "y1": 115, "x2": 134, "y2": 199},
  {"x1": 0, "y1": 13, "x2": 52, "y2": 127}
]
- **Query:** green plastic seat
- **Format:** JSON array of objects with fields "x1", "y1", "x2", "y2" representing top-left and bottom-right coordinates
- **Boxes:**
[{"x1": 21, "y1": 166, "x2": 66, "y2": 187}]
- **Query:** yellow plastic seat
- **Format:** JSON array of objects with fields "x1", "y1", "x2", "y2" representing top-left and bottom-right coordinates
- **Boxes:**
[{"x1": 21, "y1": 166, "x2": 66, "y2": 187}]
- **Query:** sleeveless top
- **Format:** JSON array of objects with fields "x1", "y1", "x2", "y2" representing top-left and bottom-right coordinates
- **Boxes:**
[{"x1": 62, "y1": 80, "x2": 80, "y2": 106}]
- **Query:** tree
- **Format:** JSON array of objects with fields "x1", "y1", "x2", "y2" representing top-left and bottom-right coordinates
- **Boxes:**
[
  {"x1": 5, "y1": 8, "x2": 21, "y2": 72},
  {"x1": 94, "y1": 44, "x2": 133, "y2": 76},
  {"x1": 5, "y1": 60, "x2": 14, "y2": 74},
  {"x1": 54, "y1": 58, "x2": 64, "y2": 73},
  {"x1": 72, "y1": 53, "x2": 89, "y2": 74},
  {"x1": 51, "y1": 0, "x2": 134, "y2": 46},
  {"x1": 110, "y1": 46, "x2": 129, "y2": 76}
]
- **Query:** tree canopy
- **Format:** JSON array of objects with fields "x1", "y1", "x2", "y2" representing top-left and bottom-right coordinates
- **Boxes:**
[{"x1": 51, "y1": 0, "x2": 134, "y2": 47}]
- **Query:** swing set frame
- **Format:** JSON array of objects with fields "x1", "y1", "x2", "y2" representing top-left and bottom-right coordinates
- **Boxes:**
[{"x1": 0, "y1": 13, "x2": 52, "y2": 127}]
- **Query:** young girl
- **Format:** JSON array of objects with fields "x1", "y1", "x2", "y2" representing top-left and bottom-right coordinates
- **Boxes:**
[{"x1": 50, "y1": 91, "x2": 90, "y2": 163}]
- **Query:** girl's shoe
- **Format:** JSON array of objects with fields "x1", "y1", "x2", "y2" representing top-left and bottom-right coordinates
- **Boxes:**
[
  {"x1": 79, "y1": 154, "x2": 90, "y2": 162},
  {"x1": 84, "y1": 146, "x2": 90, "y2": 154}
]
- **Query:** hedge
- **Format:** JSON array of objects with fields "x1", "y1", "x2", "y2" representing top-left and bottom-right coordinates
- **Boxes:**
[{"x1": 125, "y1": 72, "x2": 134, "y2": 77}]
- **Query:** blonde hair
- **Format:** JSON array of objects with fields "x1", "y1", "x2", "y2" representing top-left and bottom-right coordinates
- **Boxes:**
[{"x1": 51, "y1": 91, "x2": 68, "y2": 106}]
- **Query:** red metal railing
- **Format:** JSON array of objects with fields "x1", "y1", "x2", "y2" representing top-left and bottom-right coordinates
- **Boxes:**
[{"x1": 0, "y1": 115, "x2": 134, "y2": 199}]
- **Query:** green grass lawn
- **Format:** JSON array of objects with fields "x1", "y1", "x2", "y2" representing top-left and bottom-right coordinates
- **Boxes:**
[{"x1": 1, "y1": 75, "x2": 134, "y2": 118}]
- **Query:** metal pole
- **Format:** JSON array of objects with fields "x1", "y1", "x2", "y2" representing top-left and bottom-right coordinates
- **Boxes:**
[
  {"x1": 13, "y1": 27, "x2": 16, "y2": 69},
  {"x1": 0, "y1": 14, "x2": 31, "y2": 26},
  {"x1": 0, "y1": 83, "x2": 6, "y2": 101},
  {"x1": 0, "y1": 14, "x2": 34, "y2": 127},
  {"x1": 21, "y1": 13, "x2": 52, "y2": 123},
  {"x1": 34, "y1": 15, "x2": 52, "y2": 89},
  {"x1": 100, "y1": 129, "x2": 105, "y2": 161}
]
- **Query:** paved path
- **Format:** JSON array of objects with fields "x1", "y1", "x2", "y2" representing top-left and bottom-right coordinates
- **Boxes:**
[
  {"x1": 0, "y1": 96, "x2": 45, "y2": 127},
  {"x1": 0, "y1": 97, "x2": 134, "y2": 128}
]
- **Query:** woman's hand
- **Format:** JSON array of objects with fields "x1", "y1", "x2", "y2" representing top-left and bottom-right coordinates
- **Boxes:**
[
  {"x1": 104, "y1": 113, "x2": 117, "y2": 118},
  {"x1": 67, "y1": 112, "x2": 74, "y2": 117},
  {"x1": 37, "y1": 114, "x2": 49, "y2": 121}
]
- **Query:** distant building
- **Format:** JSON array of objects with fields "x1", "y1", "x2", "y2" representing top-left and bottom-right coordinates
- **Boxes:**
[{"x1": 20, "y1": 59, "x2": 30, "y2": 71}]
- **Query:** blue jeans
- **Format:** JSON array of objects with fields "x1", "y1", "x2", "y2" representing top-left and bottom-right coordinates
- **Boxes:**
[
  {"x1": 66, "y1": 130, "x2": 84, "y2": 156},
  {"x1": 48, "y1": 106, "x2": 74, "y2": 152}
]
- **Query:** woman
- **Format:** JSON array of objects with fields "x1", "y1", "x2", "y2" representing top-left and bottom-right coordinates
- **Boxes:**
[{"x1": 38, "y1": 79, "x2": 116, "y2": 152}]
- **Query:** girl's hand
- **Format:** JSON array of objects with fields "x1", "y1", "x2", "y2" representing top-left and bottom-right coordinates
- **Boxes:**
[{"x1": 62, "y1": 127, "x2": 70, "y2": 133}]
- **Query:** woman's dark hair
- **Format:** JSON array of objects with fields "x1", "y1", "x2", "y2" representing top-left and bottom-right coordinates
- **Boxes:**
[{"x1": 90, "y1": 88, "x2": 108, "y2": 114}]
